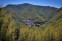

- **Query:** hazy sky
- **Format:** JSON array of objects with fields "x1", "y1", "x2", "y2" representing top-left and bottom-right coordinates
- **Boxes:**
[{"x1": 0, "y1": 0, "x2": 62, "y2": 8}]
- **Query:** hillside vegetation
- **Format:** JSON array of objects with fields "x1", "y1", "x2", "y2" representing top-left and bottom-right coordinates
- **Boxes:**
[{"x1": 0, "y1": 3, "x2": 62, "y2": 41}]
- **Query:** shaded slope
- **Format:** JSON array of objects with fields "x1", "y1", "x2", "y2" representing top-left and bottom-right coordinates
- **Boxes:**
[
  {"x1": 2, "y1": 3, "x2": 57, "y2": 21},
  {"x1": 1, "y1": 3, "x2": 60, "y2": 27}
]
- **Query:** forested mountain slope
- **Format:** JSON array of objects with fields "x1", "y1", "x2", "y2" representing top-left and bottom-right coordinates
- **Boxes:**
[
  {"x1": 1, "y1": 3, "x2": 58, "y2": 27},
  {"x1": 0, "y1": 3, "x2": 62, "y2": 41}
]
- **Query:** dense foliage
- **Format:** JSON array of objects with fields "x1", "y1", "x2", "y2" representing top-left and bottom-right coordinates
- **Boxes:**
[{"x1": 0, "y1": 3, "x2": 62, "y2": 41}]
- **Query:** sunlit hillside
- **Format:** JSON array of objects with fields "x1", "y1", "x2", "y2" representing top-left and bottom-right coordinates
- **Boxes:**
[{"x1": 0, "y1": 3, "x2": 62, "y2": 41}]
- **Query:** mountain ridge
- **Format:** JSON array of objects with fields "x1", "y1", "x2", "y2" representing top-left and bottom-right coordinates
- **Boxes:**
[{"x1": 1, "y1": 3, "x2": 62, "y2": 27}]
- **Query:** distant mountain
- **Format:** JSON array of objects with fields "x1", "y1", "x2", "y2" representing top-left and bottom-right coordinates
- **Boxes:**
[
  {"x1": 1, "y1": 3, "x2": 62, "y2": 27},
  {"x1": 0, "y1": 3, "x2": 62, "y2": 41}
]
